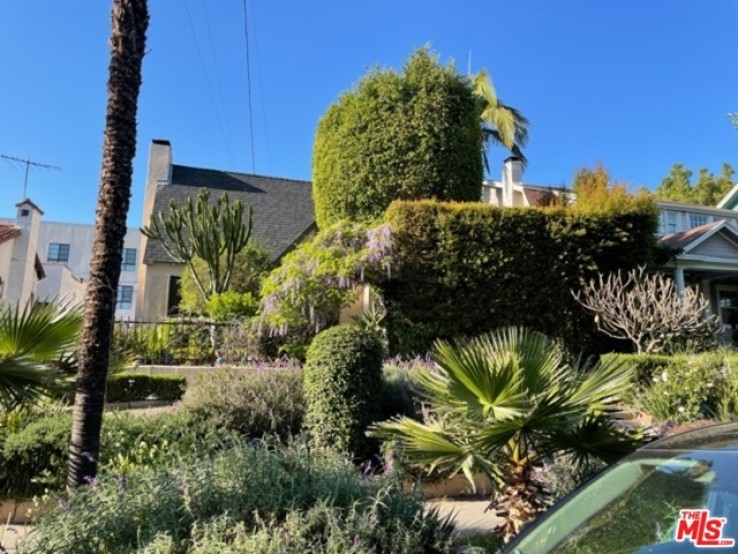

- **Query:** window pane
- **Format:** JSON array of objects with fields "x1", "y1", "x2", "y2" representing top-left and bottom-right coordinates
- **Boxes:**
[
  {"x1": 116, "y1": 285, "x2": 133, "y2": 309},
  {"x1": 690, "y1": 214, "x2": 708, "y2": 228},
  {"x1": 121, "y1": 248, "x2": 137, "y2": 271},
  {"x1": 47, "y1": 243, "x2": 70, "y2": 262}
]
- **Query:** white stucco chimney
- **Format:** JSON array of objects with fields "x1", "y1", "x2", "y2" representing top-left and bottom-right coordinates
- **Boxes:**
[
  {"x1": 502, "y1": 156, "x2": 523, "y2": 207},
  {"x1": 6, "y1": 198, "x2": 43, "y2": 305}
]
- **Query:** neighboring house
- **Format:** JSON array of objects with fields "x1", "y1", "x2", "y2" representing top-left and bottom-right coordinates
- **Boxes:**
[
  {"x1": 0, "y1": 204, "x2": 141, "y2": 318},
  {"x1": 137, "y1": 140, "x2": 315, "y2": 321},
  {"x1": 658, "y1": 196, "x2": 738, "y2": 328},
  {"x1": 0, "y1": 199, "x2": 46, "y2": 306},
  {"x1": 483, "y1": 157, "x2": 570, "y2": 207},
  {"x1": 34, "y1": 222, "x2": 141, "y2": 319},
  {"x1": 482, "y1": 159, "x2": 738, "y2": 329}
]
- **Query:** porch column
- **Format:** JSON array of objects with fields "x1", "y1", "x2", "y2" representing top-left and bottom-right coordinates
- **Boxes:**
[{"x1": 674, "y1": 267, "x2": 685, "y2": 297}]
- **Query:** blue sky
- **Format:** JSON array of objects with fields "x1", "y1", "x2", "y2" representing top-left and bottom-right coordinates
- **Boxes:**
[{"x1": 1, "y1": 1, "x2": 737, "y2": 225}]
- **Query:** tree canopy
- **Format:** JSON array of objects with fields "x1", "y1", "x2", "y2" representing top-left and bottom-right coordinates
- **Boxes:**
[
  {"x1": 570, "y1": 163, "x2": 654, "y2": 214},
  {"x1": 654, "y1": 162, "x2": 735, "y2": 206},
  {"x1": 312, "y1": 48, "x2": 484, "y2": 227}
]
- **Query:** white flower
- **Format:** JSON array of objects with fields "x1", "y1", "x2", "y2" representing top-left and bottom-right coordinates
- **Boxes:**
[
  {"x1": 678, "y1": 406, "x2": 685, "y2": 413},
  {"x1": 661, "y1": 371, "x2": 668, "y2": 382}
]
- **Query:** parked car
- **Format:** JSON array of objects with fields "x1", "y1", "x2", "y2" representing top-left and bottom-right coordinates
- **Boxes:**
[{"x1": 504, "y1": 423, "x2": 738, "y2": 553}]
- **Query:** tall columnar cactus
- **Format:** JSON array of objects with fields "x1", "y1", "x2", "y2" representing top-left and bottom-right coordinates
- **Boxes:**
[{"x1": 142, "y1": 188, "x2": 253, "y2": 302}]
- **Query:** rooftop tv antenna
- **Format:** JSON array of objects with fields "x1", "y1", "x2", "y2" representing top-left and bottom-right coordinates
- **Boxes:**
[{"x1": 0, "y1": 154, "x2": 61, "y2": 197}]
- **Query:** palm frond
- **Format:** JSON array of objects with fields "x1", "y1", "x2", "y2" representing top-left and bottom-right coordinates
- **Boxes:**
[
  {"x1": 369, "y1": 416, "x2": 502, "y2": 488},
  {"x1": 430, "y1": 336, "x2": 527, "y2": 421},
  {"x1": 0, "y1": 301, "x2": 82, "y2": 410},
  {"x1": 565, "y1": 356, "x2": 634, "y2": 414},
  {"x1": 545, "y1": 415, "x2": 644, "y2": 466}
]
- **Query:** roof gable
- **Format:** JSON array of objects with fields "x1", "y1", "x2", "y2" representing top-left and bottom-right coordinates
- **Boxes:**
[
  {"x1": 143, "y1": 165, "x2": 315, "y2": 264},
  {"x1": 659, "y1": 219, "x2": 738, "y2": 258}
]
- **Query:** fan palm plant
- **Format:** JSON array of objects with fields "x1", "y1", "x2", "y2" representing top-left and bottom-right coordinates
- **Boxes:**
[
  {"x1": 0, "y1": 301, "x2": 82, "y2": 411},
  {"x1": 473, "y1": 70, "x2": 529, "y2": 171},
  {"x1": 370, "y1": 327, "x2": 641, "y2": 542}
]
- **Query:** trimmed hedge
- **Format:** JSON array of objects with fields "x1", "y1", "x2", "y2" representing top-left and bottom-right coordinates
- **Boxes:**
[
  {"x1": 383, "y1": 200, "x2": 658, "y2": 355},
  {"x1": 313, "y1": 48, "x2": 483, "y2": 227},
  {"x1": 106, "y1": 372, "x2": 187, "y2": 403},
  {"x1": 304, "y1": 325, "x2": 384, "y2": 458}
]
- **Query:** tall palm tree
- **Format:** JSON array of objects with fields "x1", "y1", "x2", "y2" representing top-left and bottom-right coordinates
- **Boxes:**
[
  {"x1": 67, "y1": 0, "x2": 149, "y2": 488},
  {"x1": 370, "y1": 327, "x2": 641, "y2": 543},
  {"x1": 473, "y1": 70, "x2": 529, "y2": 171},
  {"x1": 0, "y1": 301, "x2": 82, "y2": 411}
]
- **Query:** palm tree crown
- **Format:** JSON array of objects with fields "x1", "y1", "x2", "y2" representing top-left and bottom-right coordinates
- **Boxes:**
[{"x1": 473, "y1": 70, "x2": 529, "y2": 171}]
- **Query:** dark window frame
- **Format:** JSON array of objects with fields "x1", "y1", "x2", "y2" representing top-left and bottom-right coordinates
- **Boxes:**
[
  {"x1": 116, "y1": 285, "x2": 134, "y2": 310},
  {"x1": 121, "y1": 248, "x2": 137, "y2": 272},
  {"x1": 47, "y1": 243, "x2": 70, "y2": 263}
]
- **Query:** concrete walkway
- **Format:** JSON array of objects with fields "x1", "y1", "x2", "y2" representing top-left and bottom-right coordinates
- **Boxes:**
[
  {"x1": 1, "y1": 524, "x2": 32, "y2": 553},
  {"x1": 426, "y1": 497, "x2": 502, "y2": 539}
]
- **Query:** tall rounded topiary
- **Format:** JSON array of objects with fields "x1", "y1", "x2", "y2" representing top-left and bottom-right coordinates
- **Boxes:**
[
  {"x1": 312, "y1": 47, "x2": 483, "y2": 227},
  {"x1": 303, "y1": 324, "x2": 384, "y2": 458}
]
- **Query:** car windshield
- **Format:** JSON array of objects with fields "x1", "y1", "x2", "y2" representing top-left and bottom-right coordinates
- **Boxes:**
[{"x1": 509, "y1": 450, "x2": 738, "y2": 553}]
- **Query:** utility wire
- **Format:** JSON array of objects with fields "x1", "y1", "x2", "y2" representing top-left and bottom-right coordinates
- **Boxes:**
[
  {"x1": 199, "y1": 0, "x2": 233, "y2": 162},
  {"x1": 182, "y1": 0, "x2": 236, "y2": 166},
  {"x1": 249, "y1": 0, "x2": 273, "y2": 173},
  {"x1": 242, "y1": 0, "x2": 257, "y2": 173}
]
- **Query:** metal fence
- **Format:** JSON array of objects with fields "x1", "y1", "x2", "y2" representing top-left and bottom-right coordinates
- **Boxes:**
[{"x1": 113, "y1": 319, "x2": 253, "y2": 366}]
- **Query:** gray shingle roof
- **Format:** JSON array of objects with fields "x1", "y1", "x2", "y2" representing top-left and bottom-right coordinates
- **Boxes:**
[{"x1": 143, "y1": 165, "x2": 315, "y2": 264}]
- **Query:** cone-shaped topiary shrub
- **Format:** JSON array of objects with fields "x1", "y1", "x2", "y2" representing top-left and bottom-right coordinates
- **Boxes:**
[{"x1": 304, "y1": 324, "x2": 384, "y2": 459}]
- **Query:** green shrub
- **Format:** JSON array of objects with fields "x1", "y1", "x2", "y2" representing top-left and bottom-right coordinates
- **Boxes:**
[
  {"x1": 304, "y1": 325, "x2": 384, "y2": 458},
  {"x1": 205, "y1": 291, "x2": 259, "y2": 321},
  {"x1": 0, "y1": 410, "x2": 222, "y2": 497},
  {"x1": 383, "y1": 199, "x2": 657, "y2": 355},
  {"x1": 313, "y1": 47, "x2": 482, "y2": 227},
  {"x1": 106, "y1": 373, "x2": 187, "y2": 403},
  {"x1": 605, "y1": 351, "x2": 738, "y2": 424},
  {"x1": 22, "y1": 442, "x2": 454, "y2": 554},
  {"x1": 183, "y1": 363, "x2": 304, "y2": 440}
]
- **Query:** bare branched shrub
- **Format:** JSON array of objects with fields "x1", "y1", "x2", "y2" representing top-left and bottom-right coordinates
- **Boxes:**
[{"x1": 574, "y1": 266, "x2": 723, "y2": 354}]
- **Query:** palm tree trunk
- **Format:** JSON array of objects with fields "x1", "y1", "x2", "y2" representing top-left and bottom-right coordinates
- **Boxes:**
[{"x1": 67, "y1": 0, "x2": 149, "y2": 488}]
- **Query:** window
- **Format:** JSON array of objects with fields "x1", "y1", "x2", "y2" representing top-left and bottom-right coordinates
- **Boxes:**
[
  {"x1": 47, "y1": 243, "x2": 70, "y2": 263},
  {"x1": 121, "y1": 248, "x2": 137, "y2": 272},
  {"x1": 116, "y1": 285, "x2": 134, "y2": 310},
  {"x1": 167, "y1": 276, "x2": 181, "y2": 316},
  {"x1": 665, "y1": 211, "x2": 678, "y2": 234},
  {"x1": 689, "y1": 213, "x2": 709, "y2": 228},
  {"x1": 718, "y1": 286, "x2": 738, "y2": 327}
]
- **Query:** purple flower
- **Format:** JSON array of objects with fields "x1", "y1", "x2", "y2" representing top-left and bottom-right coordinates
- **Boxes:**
[
  {"x1": 179, "y1": 481, "x2": 189, "y2": 491},
  {"x1": 353, "y1": 534, "x2": 361, "y2": 548},
  {"x1": 58, "y1": 499, "x2": 70, "y2": 513},
  {"x1": 82, "y1": 475, "x2": 98, "y2": 492}
]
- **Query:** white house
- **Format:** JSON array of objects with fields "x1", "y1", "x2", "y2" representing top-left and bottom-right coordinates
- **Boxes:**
[
  {"x1": 0, "y1": 202, "x2": 142, "y2": 319},
  {"x1": 34, "y1": 222, "x2": 142, "y2": 319}
]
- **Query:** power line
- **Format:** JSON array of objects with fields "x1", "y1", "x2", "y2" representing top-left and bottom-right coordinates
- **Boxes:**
[
  {"x1": 199, "y1": 0, "x2": 234, "y2": 162},
  {"x1": 249, "y1": 0, "x2": 272, "y2": 173},
  {"x1": 0, "y1": 154, "x2": 60, "y2": 197},
  {"x1": 242, "y1": 0, "x2": 257, "y2": 173},
  {"x1": 181, "y1": 0, "x2": 236, "y2": 167}
]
